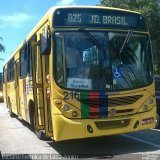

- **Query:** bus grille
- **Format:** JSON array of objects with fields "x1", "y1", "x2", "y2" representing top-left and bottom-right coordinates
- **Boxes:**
[
  {"x1": 108, "y1": 95, "x2": 143, "y2": 107},
  {"x1": 79, "y1": 93, "x2": 143, "y2": 118},
  {"x1": 80, "y1": 94, "x2": 143, "y2": 107}
]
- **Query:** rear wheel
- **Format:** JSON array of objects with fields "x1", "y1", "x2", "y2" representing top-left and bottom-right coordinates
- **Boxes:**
[
  {"x1": 35, "y1": 130, "x2": 45, "y2": 140},
  {"x1": 28, "y1": 100, "x2": 35, "y2": 126},
  {"x1": 33, "y1": 112, "x2": 46, "y2": 140},
  {"x1": 29, "y1": 101, "x2": 46, "y2": 140}
]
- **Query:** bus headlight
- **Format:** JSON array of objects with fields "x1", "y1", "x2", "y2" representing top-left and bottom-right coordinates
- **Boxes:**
[
  {"x1": 138, "y1": 104, "x2": 150, "y2": 113},
  {"x1": 56, "y1": 103, "x2": 80, "y2": 118},
  {"x1": 138, "y1": 97, "x2": 155, "y2": 113},
  {"x1": 148, "y1": 98, "x2": 153, "y2": 104},
  {"x1": 142, "y1": 105, "x2": 148, "y2": 111},
  {"x1": 63, "y1": 105, "x2": 69, "y2": 111},
  {"x1": 54, "y1": 99, "x2": 80, "y2": 118},
  {"x1": 72, "y1": 111, "x2": 78, "y2": 117},
  {"x1": 61, "y1": 105, "x2": 80, "y2": 118}
]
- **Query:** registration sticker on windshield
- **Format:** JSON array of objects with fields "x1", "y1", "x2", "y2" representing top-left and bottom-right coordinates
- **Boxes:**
[{"x1": 67, "y1": 78, "x2": 92, "y2": 90}]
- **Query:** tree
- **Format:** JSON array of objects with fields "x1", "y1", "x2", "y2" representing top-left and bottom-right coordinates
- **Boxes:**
[
  {"x1": 99, "y1": 0, "x2": 160, "y2": 73},
  {"x1": 0, "y1": 37, "x2": 5, "y2": 53}
]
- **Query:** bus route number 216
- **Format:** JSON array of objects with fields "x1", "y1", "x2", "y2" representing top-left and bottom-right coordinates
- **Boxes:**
[{"x1": 63, "y1": 91, "x2": 80, "y2": 100}]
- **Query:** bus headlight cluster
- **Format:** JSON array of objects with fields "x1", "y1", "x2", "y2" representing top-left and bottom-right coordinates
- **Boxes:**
[
  {"x1": 138, "y1": 97, "x2": 154, "y2": 113},
  {"x1": 61, "y1": 104, "x2": 80, "y2": 118}
]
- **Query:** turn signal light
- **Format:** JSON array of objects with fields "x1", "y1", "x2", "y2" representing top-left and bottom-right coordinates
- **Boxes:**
[{"x1": 55, "y1": 100, "x2": 62, "y2": 106}]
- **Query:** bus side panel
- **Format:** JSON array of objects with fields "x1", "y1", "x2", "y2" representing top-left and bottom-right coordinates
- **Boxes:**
[
  {"x1": 3, "y1": 69, "x2": 8, "y2": 106},
  {"x1": 18, "y1": 76, "x2": 33, "y2": 122},
  {"x1": 3, "y1": 83, "x2": 7, "y2": 105},
  {"x1": 18, "y1": 78, "x2": 27, "y2": 120},
  {"x1": 26, "y1": 76, "x2": 34, "y2": 123},
  {"x1": 7, "y1": 81, "x2": 18, "y2": 115}
]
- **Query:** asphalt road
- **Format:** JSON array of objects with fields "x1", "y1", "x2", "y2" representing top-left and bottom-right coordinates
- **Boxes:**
[{"x1": 0, "y1": 102, "x2": 160, "y2": 160}]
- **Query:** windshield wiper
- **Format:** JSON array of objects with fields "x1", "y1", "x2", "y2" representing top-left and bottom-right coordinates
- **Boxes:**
[
  {"x1": 79, "y1": 28, "x2": 105, "y2": 52},
  {"x1": 120, "y1": 30, "x2": 133, "y2": 54}
]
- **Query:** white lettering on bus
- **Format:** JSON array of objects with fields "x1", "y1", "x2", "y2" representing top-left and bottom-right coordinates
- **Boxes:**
[
  {"x1": 90, "y1": 15, "x2": 101, "y2": 24},
  {"x1": 103, "y1": 16, "x2": 128, "y2": 26},
  {"x1": 67, "y1": 13, "x2": 82, "y2": 23}
]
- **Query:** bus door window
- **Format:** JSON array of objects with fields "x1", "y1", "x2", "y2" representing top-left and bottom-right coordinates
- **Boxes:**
[
  {"x1": 45, "y1": 55, "x2": 50, "y2": 99},
  {"x1": 20, "y1": 47, "x2": 28, "y2": 78},
  {"x1": 55, "y1": 35, "x2": 65, "y2": 86},
  {"x1": 33, "y1": 39, "x2": 45, "y2": 126}
]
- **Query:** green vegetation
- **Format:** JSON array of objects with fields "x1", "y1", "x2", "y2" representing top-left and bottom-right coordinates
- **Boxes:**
[{"x1": 0, "y1": 37, "x2": 5, "y2": 53}]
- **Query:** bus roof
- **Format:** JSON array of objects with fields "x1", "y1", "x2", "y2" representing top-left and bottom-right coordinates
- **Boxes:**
[{"x1": 49, "y1": 6, "x2": 141, "y2": 14}]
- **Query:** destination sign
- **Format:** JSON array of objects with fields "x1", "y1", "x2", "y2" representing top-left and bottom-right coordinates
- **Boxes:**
[{"x1": 53, "y1": 8, "x2": 147, "y2": 30}]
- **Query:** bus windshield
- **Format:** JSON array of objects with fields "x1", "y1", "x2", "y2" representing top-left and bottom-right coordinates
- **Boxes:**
[{"x1": 54, "y1": 31, "x2": 153, "y2": 91}]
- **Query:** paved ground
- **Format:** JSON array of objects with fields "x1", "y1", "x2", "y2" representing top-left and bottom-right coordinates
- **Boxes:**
[{"x1": 0, "y1": 102, "x2": 160, "y2": 160}]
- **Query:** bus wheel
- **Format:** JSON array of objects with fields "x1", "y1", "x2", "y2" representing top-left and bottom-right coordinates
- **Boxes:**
[
  {"x1": 28, "y1": 100, "x2": 35, "y2": 127},
  {"x1": 8, "y1": 99, "x2": 14, "y2": 117},
  {"x1": 35, "y1": 130, "x2": 45, "y2": 140},
  {"x1": 33, "y1": 115, "x2": 46, "y2": 140},
  {"x1": 155, "y1": 113, "x2": 160, "y2": 129}
]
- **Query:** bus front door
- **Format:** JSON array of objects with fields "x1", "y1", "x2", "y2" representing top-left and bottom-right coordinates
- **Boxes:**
[
  {"x1": 32, "y1": 41, "x2": 45, "y2": 133},
  {"x1": 31, "y1": 40, "x2": 52, "y2": 138}
]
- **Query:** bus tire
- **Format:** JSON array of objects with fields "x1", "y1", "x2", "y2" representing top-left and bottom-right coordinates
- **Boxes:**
[
  {"x1": 8, "y1": 98, "x2": 14, "y2": 117},
  {"x1": 33, "y1": 112, "x2": 46, "y2": 140},
  {"x1": 155, "y1": 113, "x2": 160, "y2": 129},
  {"x1": 28, "y1": 100, "x2": 35, "y2": 126},
  {"x1": 35, "y1": 130, "x2": 45, "y2": 140}
]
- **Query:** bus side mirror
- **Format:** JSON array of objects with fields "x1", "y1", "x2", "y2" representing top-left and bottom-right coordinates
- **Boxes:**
[{"x1": 40, "y1": 27, "x2": 51, "y2": 55}]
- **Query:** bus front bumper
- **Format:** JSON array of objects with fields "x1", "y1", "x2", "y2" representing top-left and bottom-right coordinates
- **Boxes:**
[{"x1": 52, "y1": 107, "x2": 156, "y2": 141}]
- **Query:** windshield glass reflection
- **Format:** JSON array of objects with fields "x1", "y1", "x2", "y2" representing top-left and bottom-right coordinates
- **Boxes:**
[{"x1": 54, "y1": 31, "x2": 153, "y2": 91}]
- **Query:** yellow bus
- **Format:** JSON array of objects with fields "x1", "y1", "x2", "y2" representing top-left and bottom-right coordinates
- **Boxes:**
[{"x1": 3, "y1": 6, "x2": 157, "y2": 141}]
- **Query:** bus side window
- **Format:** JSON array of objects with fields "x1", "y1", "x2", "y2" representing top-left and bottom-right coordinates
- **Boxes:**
[
  {"x1": 7, "y1": 58, "x2": 14, "y2": 82},
  {"x1": 28, "y1": 42, "x2": 32, "y2": 76},
  {"x1": 20, "y1": 46, "x2": 28, "y2": 78}
]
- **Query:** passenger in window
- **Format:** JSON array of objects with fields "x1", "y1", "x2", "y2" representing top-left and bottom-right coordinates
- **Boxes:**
[{"x1": 65, "y1": 39, "x2": 83, "y2": 78}]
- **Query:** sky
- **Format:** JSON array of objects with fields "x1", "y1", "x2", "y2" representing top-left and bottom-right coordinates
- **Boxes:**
[{"x1": 0, "y1": 0, "x2": 100, "y2": 72}]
